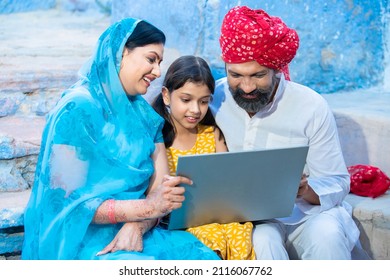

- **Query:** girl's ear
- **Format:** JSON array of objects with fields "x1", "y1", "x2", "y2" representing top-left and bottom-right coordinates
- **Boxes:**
[{"x1": 162, "y1": 86, "x2": 171, "y2": 106}]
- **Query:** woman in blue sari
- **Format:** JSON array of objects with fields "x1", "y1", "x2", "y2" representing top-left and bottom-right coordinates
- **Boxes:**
[{"x1": 21, "y1": 17, "x2": 219, "y2": 260}]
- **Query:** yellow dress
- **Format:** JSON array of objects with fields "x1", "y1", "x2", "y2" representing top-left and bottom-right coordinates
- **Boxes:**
[{"x1": 166, "y1": 124, "x2": 256, "y2": 260}]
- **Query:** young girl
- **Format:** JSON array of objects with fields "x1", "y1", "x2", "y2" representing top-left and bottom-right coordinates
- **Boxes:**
[{"x1": 152, "y1": 55, "x2": 256, "y2": 260}]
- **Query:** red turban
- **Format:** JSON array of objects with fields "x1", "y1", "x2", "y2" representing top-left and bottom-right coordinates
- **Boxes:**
[
  {"x1": 348, "y1": 165, "x2": 390, "y2": 198},
  {"x1": 220, "y1": 6, "x2": 299, "y2": 80}
]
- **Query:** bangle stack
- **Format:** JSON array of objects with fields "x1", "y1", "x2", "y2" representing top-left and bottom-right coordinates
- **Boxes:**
[{"x1": 107, "y1": 199, "x2": 116, "y2": 224}]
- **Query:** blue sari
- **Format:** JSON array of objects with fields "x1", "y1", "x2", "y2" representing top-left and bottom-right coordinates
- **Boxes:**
[{"x1": 21, "y1": 17, "x2": 219, "y2": 260}]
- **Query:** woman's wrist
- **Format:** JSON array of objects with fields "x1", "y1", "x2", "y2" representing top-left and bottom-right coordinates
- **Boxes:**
[
  {"x1": 136, "y1": 219, "x2": 156, "y2": 234},
  {"x1": 143, "y1": 197, "x2": 159, "y2": 219},
  {"x1": 107, "y1": 199, "x2": 117, "y2": 224}
]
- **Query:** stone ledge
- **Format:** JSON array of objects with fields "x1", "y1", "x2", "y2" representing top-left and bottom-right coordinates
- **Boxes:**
[
  {"x1": 322, "y1": 89, "x2": 390, "y2": 176},
  {"x1": 0, "y1": 10, "x2": 110, "y2": 93},
  {"x1": 0, "y1": 190, "x2": 31, "y2": 229},
  {"x1": 345, "y1": 191, "x2": 390, "y2": 260},
  {"x1": 323, "y1": 89, "x2": 390, "y2": 260},
  {"x1": 0, "y1": 116, "x2": 45, "y2": 159},
  {"x1": 0, "y1": 231, "x2": 24, "y2": 255},
  {"x1": 0, "y1": 116, "x2": 44, "y2": 192},
  {"x1": 0, "y1": 190, "x2": 30, "y2": 255}
]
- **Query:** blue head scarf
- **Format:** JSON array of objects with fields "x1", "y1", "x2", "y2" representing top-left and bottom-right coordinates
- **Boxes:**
[{"x1": 22, "y1": 18, "x2": 165, "y2": 259}]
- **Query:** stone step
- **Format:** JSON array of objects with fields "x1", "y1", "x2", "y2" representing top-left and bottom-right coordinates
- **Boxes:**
[
  {"x1": 0, "y1": 189, "x2": 31, "y2": 229},
  {"x1": 0, "y1": 116, "x2": 45, "y2": 192},
  {"x1": 345, "y1": 191, "x2": 390, "y2": 260},
  {"x1": 0, "y1": 9, "x2": 110, "y2": 117},
  {"x1": 323, "y1": 89, "x2": 390, "y2": 260},
  {"x1": 0, "y1": 189, "x2": 30, "y2": 255}
]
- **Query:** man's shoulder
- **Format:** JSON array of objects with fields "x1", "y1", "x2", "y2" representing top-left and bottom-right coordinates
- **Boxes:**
[
  {"x1": 211, "y1": 77, "x2": 229, "y2": 112},
  {"x1": 215, "y1": 77, "x2": 228, "y2": 90},
  {"x1": 214, "y1": 77, "x2": 229, "y2": 99},
  {"x1": 285, "y1": 80, "x2": 330, "y2": 111}
]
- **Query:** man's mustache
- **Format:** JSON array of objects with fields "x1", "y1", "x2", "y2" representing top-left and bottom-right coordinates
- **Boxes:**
[{"x1": 236, "y1": 87, "x2": 271, "y2": 96}]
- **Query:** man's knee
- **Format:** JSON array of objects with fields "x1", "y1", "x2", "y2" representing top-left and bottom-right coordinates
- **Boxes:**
[
  {"x1": 292, "y1": 215, "x2": 351, "y2": 259},
  {"x1": 252, "y1": 222, "x2": 289, "y2": 260},
  {"x1": 304, "y1": 214, "x2": 346, "y2": 241}
]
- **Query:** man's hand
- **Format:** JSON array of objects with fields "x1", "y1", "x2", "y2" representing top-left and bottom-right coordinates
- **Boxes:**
[{"x1": 297, "y1": 174, "x2": 320, "y2": 205}]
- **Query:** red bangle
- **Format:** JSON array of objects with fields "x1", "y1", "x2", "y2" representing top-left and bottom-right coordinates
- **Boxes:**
[{"x1": 107, "y1": 199, "x2": 116, "y2": 224}]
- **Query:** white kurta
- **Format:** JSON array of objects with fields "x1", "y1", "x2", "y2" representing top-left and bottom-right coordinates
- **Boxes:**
[{"x1": 210, "y1": 75, "x2": 359, "y2": 250}]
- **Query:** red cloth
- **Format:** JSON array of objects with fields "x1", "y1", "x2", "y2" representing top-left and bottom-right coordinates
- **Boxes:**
[
  {"x1": 348, "y1": 165, "x2": 390, "y2": 198},
  {"x1": 219, "y1": 6, "x2": 299, "y2": 80}
]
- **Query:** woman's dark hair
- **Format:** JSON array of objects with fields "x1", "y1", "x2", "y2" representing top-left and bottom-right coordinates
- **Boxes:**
[
  {"x1": 125, "y1": 20, "x2": 166, "y2": 50},
  {"x1": 152, "y1": 55, "x2": 216, "y2": 148}
]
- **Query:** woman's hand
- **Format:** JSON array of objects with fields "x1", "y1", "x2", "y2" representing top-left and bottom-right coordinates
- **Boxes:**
[
  {"x1": 146, "y1": 175, "x2": 192, "y2": 218},
  {"x1": 96, "y1": 222, "x2": 146, "y2": 256}
]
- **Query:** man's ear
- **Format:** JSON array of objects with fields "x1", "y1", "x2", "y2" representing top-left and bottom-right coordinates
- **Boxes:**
[{"x1": 161, "y1": 86, "x2": 170, "y2": 106}]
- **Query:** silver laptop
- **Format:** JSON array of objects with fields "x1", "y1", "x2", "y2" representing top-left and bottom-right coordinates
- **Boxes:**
[{"x1": 167, "y1": 146, "x2": 309, "y2": 230}]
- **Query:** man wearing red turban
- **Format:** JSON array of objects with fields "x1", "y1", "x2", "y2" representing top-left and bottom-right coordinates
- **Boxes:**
[
  {"x1": 210, "y1": 6, "x2": 361, "y2": 260},
  {"x1": 220, "y1": 6, "x2": 299, "y2": 81}
]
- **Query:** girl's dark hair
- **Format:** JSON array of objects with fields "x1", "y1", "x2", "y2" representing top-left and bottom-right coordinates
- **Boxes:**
[
  {"x1": 152, "y1": 55, "x2": 216, "y2": 148},
  {"x1": 125, "y1": 20, "x2": 166, "y2": 50}
]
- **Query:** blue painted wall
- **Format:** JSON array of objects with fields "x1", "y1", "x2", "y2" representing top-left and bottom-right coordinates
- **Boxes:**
[
  {"x1": 1, "y1": 0, "x2": 387, "y2": 94},
  {"x1": 0, "y1": 0, "x2": 111, "y2": 14},
  {"x1": 0, "y1": 0, "x2": 55, "y2": 13},
  {"x1": 113, "y1": 0, "x2": 389, "y2": 94}
]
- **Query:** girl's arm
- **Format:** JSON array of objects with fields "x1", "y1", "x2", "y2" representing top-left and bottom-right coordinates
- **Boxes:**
[{"x1": 147, "y1": 142, "x2": 170, "y2": 195}]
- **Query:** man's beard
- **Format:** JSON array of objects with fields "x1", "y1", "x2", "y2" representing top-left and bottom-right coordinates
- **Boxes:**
[{"x1": 229, "y1": 76, "x2": 279, "y2": 114}]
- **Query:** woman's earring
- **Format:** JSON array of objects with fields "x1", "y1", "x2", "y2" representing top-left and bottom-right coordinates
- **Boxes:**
[{"x1": 165, "y1": 105, "x2": 171, "y2": 114}]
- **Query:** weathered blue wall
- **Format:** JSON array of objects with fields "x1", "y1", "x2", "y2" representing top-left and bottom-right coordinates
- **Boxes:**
[
  {"x1": 1, "y1": 0, "x2": 387, "y2": 94},
  {"x1": 0, "y1": 0, "x2": 111, "y2": 14},
  {"x1": 113, "y1": 0, "x2": 389, "y2": 94},
  {"x1": 0, "y1": 0, "x2": 56, "y2": 14}
]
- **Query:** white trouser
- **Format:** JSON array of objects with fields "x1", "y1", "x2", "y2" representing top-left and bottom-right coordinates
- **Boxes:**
[{"x1": 252, "y1": 213, "x2": 351, "y2": 260}]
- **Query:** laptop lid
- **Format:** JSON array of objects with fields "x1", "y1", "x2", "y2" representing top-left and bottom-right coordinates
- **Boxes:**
[{"x1": 168, "y1": 146, "x2": 309, "y2": 230}]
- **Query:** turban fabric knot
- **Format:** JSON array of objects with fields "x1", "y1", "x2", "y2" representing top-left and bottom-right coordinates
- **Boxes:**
[
  {"x1": 348, "y1": 165, "x2": 390, "y2": 198},
  {"x1": 220, "y1": 6, "x2": 299, "y2": 80}
]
